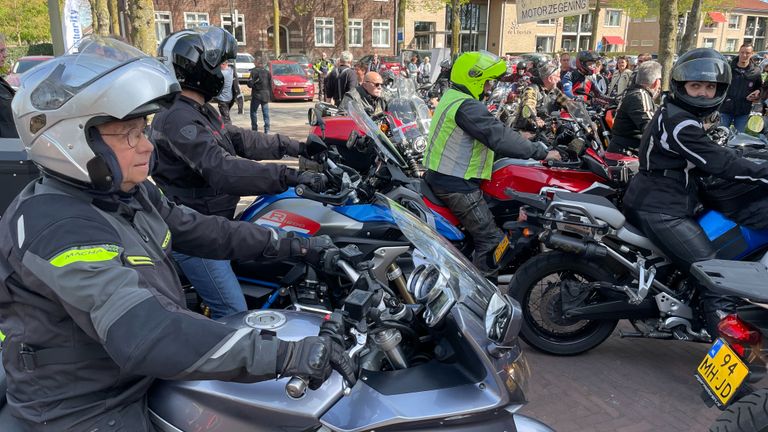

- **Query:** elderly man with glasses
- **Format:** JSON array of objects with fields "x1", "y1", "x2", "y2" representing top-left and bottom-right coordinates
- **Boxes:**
[{"x1": 340, "y1": 71, "x2": 389, "y2": 115}]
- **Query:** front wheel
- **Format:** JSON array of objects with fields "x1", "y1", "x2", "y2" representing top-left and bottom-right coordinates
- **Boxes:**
[
  {"x1": 508, "y1": 251, "x2": 618, "y2": 355},
  {"x1": 710, "y1": 389, "x2": 768, "y2": 432}
]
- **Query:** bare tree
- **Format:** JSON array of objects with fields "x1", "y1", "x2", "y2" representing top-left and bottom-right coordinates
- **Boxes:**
[
  {"x1": 88, "y1": 0, "x2": 111, "y2": 35},
  {"x1": 108, "y1": 0, "x2": 120, "y2": 35},
  {"x1": 678, "y1": 0, "x2": 702, "y2": 54},
  {"x1": 342, "y1": 0, "x2": 349, "y2": 50},
  {"x1": 659, "y1": 0, "x2": 678, "y2": 90},
  {"x1": 590, "y1": 0, "x2": 601, "y2": 51},
  {"x1": 397, "y1": 0, "x2": 406, "y2": 54},
  {"x1": 126, "y1": 0, "x2": 156, "y2": 53},
  {"x1": 450, "y1": 0, "x2": 460, "y2": 56},
  {"x1": 273, "y1": 0, "x2": 280, "y2": 56}
]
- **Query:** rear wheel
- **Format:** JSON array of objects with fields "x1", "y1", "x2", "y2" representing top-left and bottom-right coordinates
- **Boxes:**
[
  {"x1": 508, "y1": 251, "x2": 618, "y2": 355},
  {"x1": 710, "y1": 389, "x2": 768, "y2": 432}
]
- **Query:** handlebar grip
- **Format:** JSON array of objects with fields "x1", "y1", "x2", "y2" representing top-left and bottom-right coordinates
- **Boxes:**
[{"x1": 286, "y1": 376, "x2": 308, "y2": 399}]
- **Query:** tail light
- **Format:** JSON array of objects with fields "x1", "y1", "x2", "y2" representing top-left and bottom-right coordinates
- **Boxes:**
[{"x1": 718, "y1": 314, "x2": 761, "y2": 357}]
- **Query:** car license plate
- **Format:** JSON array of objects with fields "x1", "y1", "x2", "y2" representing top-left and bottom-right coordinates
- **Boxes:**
[
  {"x1": 289, "y1": 88, "x2": 304, "y2": 93},
  {"x1": 695, "y1": 339, "x2": 749, "y2": 407}
]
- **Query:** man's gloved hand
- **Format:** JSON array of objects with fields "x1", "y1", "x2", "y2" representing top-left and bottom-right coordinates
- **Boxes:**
[
  {"x1": 299, "y1": 234, "x2": 336, "y2": 268},
  {"x1": 276, "y1": 336, "x2": 355, "y2": 390},
  {"x1": 297, "y1": 171, "x2": 328, "y2": 193}
]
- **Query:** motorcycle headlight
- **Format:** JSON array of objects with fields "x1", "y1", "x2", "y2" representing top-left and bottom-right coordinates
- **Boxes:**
[{"x1": 412, "y1": 136, "x2": 427, "y2": 153}]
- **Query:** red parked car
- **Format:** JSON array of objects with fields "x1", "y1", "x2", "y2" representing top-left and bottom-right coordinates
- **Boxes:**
[
  {"x1": 379, "y1": 55, "x2": 402, "y2": 75},
  {"x1": 5, "y1": 55, "x2": 54, "y2": 89},
  {"x1": 268, "y1": 60, "x2": 315, "y2": 101}
]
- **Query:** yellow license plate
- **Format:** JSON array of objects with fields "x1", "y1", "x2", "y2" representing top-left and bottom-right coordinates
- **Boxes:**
[
  {"x1": 493, "y1": 235, "x2": 510, "y2": 265},
  {"x1": 696, "y1": 339, "x2": 749, "y2": 407},
  {"x1": 288, "y1": 88, "x2": 304, "y2": 93}
]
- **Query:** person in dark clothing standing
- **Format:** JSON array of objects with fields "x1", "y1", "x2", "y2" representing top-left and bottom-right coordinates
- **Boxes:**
[
  {"x1": 719, "y1": 42, "x2": 762, "y2": 132},
  {"x1": 0, "y1": 36, "x2": 352, "y2": 432},
  {"x1": 248, "y1": 57, "x2": 272, "y2": 133},
  {"x1": 0, "y1": 33, "x2": 17, "y2": 138},
  {"x1": 423, "y1": 51, "x2": 560, "y2": 276},
  {"x1": 151, "y1": 27, "x2": 328, "y2": 319},
  {"x1": 608, "y1": 60, "x2": 662, "y2": 154},
  {"x1": 623, "y1": 48, "x2": 768, "y2": 337},
  {"x1": 325, "y1": 51, "x2": 357, "y2": 106},
  {"x1": 368, "y1": 53, "x2": 381, "y2": 72}
]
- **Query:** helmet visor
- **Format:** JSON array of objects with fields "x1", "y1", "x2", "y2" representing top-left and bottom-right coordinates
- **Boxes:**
[
  {"x1": 470, "y1": 50, "x2": 502, "y2": 76},
  {"x1": 28, "y1": 36, "x2": 147, "y2": 111},
  {"x1": 199, "y1": 26, "x2": 237, "y2": 68},
  {"x1": 671, "y1": 58, "x2": 730, "y2": 84}
]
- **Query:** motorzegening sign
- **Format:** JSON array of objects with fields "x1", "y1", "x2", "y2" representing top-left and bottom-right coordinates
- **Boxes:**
[{"x1": 516, "y1": 0, "x2": 589, "y2": 24}]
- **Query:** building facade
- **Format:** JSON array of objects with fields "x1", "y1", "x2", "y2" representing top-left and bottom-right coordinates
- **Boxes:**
[
  {"x1": 626, "y1": 0, "x2": 768, "y2": 54},
  {"x1": 152, "y1": 0, "x2": 396, "y2": 60}
]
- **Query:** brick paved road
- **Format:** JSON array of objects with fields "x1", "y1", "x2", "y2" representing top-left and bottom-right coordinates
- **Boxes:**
[{"x1": 231, "y1": 102, "x2": 765, "y2": 432}]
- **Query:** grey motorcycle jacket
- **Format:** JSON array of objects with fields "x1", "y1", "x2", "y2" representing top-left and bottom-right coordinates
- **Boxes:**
[
  {"x1": 0, "y1": 177, "x2": 288, "y2": 431},
  {"x1": 151, "y1": 95, "x2": 303, "y2": 218}
]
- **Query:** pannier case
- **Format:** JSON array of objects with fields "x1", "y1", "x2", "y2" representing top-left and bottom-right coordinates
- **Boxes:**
[{"x1": 0, "y1": 138, "x2": 39, "y2": 216}]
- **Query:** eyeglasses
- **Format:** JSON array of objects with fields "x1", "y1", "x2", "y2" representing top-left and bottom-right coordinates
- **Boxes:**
[
  {"x1": 365, "y1": 81, "x2": 383, "y2": 88},
  {"x1": 101, "y1": 125, "x2": 150, "y2": 149}
]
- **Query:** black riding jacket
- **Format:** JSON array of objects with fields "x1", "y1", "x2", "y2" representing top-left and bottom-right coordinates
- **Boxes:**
[
  {"x1": 151, "y1": 95, "x2": 302, "y2": 218},
  {"x1": 623, "y1": 98, "x2": 768, "y2": 217},
  {"x1": 609, "y1": 85, "x2": 657, "y2": 153},
  {"x1": 0, "y1": 76, "x2": 16, "y2": 138},
  {"x1": 0, "y1": 177, "x2": 288, "y2": 431},
  {"x1": 720, "y1": 58, "x2": 761, "y2": 116}
]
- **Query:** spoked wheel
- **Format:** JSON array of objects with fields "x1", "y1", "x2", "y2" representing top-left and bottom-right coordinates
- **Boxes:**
[{"x1": 508, "y1": 251, "x2": 618, "y2": 355}]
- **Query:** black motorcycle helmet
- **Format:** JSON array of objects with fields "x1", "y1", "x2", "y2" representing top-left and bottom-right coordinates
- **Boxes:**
[
  {"x1": 158, "y1": 26, "x2": 237, "y2": 101},
  {"x1": 575, "y1": 50, "x2": 600, "y2": 75},
  {"x1": 530, "y1": 60, "x2": 558, "y2": 84},
  {"x1": 669, "y1": 48, "x2": 731, "y2": 117}
]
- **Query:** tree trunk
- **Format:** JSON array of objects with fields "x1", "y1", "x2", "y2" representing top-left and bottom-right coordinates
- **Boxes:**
[
  {"x1": 679, "y1": 0, "x2": 702, "y2": 54},
  {"x1": 659, "y1": 0, "x2": 678, "y2": 90},
  {"x1": 273, "y1": 0, "x2": 280, "y2": 56},
  {"x1": 451, "y1": 0, "x2": 460, "y2": 56},
  {"x1": 342, "y1": 0, "x2": 349, "y2": 50},
  {"x1": 108, "y1": 0, "x2": 120, "y2": 35},
  {"x1": 92, "y1": 0, "x2": 111, "y2": 36},
  {"x1": 126, "y1": 0, "x2": 156, "y2": 54},
  {"x1": 590, "y1": 0, "x2": 601, "y2": 51},
  {"x1": 397, "y1": 0, "x2": 406, "y2": 54}
]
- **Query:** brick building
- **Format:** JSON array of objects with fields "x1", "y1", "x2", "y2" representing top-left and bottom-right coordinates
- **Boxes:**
[
  {"x1": 626, "y1": 0, "x2": 768, "y2": 54},
  {"x1": 152, "y1": 0, "x2": 396, "y2": 59}
]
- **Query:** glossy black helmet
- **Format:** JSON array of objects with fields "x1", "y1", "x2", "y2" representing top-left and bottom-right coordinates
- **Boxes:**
[
  {"x1": 575, "y1": 50, "x2": 600, "y2": 75},
  {"x1": 669, "y1": 48, "x2": 731, "y2": 117},
  {"x1": 158, "y1": 26, "x2": 237, "y2": 101}
]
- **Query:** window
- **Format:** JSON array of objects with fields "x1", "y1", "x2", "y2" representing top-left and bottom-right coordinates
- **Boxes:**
[
  {"x1": 221, "y1": 13, "x2": 245, "y2": 45},
  {"x1": 348, "y1": 19, "x2": 363, "y2": 47},
  {"x1": 537, "y1": 19, "x2": 556, "y2": 25},
  {"x1": 184, "y1": 12, "x2": 209, "y2": 29},
  {"x1": 641, "y1": 40, "x2": 654, "y2": 46},
  {"x1": 729, "y1": 14, "x2": 741, "y2": 30},
  {"x1": 703, "y1": 38, "x2": 717, "y2": 48},
  {"x1": 630, "y1": 40, "x2": 639, "y2": 46},
  {"x1": 155, "y1": 12, "x2": 172, "y2": 43},
  {"x1": 725, "y1": 38, "x2": 739, "y2": 52},
  {"x1": 372, "y1": 20, "x2": 390, "y2": 47},
  {"x1": 644, "y1": 16, "x2": 657, "y2": 22},
  {"x1": 314, "y1": 17, "x2": 334, "y2": 47},
  {"x1": 605, "y1": 10, "x2": 621, "y2": 27},
  {"x1": 445, "y1": 3, "x2": 488, "y2": 51},
  {"x1": 632, "y1": 17, "x2": 641, "y2": 23},
  {"x1": 535, "y1": 36, "x2": 554, "y2": 52},
  {"x1": 414, "y1": 21, "x2": 435, "y2": 50}
]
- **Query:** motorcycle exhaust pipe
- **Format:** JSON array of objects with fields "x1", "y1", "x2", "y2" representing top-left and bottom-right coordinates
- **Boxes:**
[
  {"x1": 544, "y1": 232, "x2": 607, "y2": 258},
  {"x1": 372, "y1": 329, "x2": 409, "y2": 369}
]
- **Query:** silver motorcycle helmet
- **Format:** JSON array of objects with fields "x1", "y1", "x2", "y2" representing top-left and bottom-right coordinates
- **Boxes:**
[{"x1": 12, "y1": 36, "x2": 181, "y2": 192}]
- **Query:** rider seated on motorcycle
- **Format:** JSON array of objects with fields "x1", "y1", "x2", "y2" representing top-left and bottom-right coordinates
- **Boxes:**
[
  {"x1": 514, "y1": 60, "x2": 568, "y2": 134},
  {"x1": 623, "y1": 48, "x2": 768, "y2": 337},
  {"x1": 422, "y1": 50, "x2": 561, "y2": 276},
  {"x1": 607, "y1": 60, "x2": 662, "y2": 155},
  {"x1": 0, "y1": 36, "x2": 354, "y2": 431},
  {"x1": 341, "y1": 71, "x2": 389, "y2": 116},
  {"x1": 150, "y1": 27, "x2": 329, "y2": 320},
  {"x1": 562, "y1": 50, "x2": 612, "y2": 105}
]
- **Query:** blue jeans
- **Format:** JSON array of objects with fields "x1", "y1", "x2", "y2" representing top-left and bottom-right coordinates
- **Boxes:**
[
  {"x1": 173, "y1": 252, "x2": 246, "y2": 319},
  {"x1": 720, "y1": 113, "x2": 749, "y2": 133},
  {"x1": 250, "y1": 99, "x2": 270, "y2": 133}
]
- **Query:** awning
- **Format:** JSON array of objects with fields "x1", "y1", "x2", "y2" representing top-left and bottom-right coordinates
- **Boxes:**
[
  {"x1": 708, "y1": 11, "x2": 727, "y2": 23},
  {"x1": 603, "y1": 36, "x2": 625, "y2": 45}
]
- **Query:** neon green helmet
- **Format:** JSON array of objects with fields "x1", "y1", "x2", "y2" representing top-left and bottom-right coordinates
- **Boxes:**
[{"x1": 450, "y1": 50, "x2": 507, "y2": 99}]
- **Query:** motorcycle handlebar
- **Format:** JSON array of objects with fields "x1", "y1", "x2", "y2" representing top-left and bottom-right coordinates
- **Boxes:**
[
  {"x1": 286, "y1": 376, "x2": 308, "y2": 399},
  {"x1": 295, "y1": 184, "x2": 353, "y2": 206}
]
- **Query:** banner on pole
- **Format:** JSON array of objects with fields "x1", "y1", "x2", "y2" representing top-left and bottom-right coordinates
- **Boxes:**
[
  {"x1": 62, "y1": 0, "x2": 93, "y2": 51},
  {"x1": 516, "y1": 0, "x2": 589, "y2": 24}
]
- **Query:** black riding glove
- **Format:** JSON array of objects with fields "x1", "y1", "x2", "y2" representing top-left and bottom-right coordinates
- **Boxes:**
[
  {"x1": 276, "y1": 336, "x2": 356, "y2": 390},
  {"x1": 297, "y1": 171, "x2": 328, "y2": 193},
  {"x1": 264, "y1": 232, "x2": 338, "y2": 268}
]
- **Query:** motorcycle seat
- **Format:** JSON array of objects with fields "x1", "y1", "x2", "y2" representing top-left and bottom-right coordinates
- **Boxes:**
[
  {"x1": 615, "y1": 223, "x2": 658, "y2": 253},
  {"x1": 493, "y1": 158, "x2": 541, "y2": 172},
  {"x1": 552, "y1": 191, "x2": 625, "y2": 229}
]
